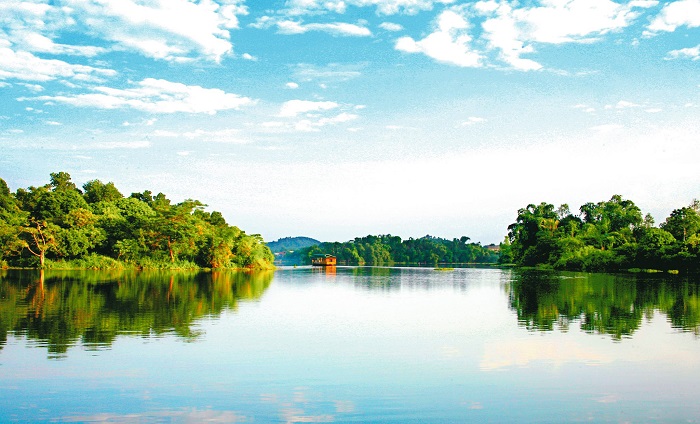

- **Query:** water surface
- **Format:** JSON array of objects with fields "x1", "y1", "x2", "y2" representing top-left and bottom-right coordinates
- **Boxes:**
[{"x1": 1, "y1": 267, "x2": 699, "y2": 422}]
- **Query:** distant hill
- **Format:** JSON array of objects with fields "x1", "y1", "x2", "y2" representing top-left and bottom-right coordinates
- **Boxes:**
[{"x1": 266, "y1": 236, "x2": 321, "y2": 253}]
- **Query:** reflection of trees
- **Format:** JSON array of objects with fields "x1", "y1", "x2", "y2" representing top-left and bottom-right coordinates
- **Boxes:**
[
  {"x1": 509, "y1": 269, "x2": 700, "y2": 339},
  {"x1": 0, "y1": 269, "x2": 273, "y2": 357}
]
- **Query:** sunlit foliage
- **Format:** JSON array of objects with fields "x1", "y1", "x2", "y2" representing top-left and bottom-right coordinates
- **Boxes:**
[{"x1": 0, "y1": 173, "x2": 274, "y2": 270}]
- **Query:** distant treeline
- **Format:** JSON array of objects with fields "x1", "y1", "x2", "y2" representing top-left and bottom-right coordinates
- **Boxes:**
[
  {"x1": 0, "y1": 172, "x2": 274, "y2": 270},
  {"x1": 502, "y1": 195, "x2": 700, "y2": 273},
  {"x1": 291, "y1": 234, "x2": 499, "y2": 266},
  {"x1": 267, "y1": 236, "x2": 320, "y2": 253}
]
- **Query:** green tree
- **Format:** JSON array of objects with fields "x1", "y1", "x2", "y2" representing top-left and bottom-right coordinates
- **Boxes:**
[
  {"x1": 82, "y1": 180, "x2": 123, "y2": 204},
  {"x1": 661, "y1": 206, "x2": 700, "y2": 242}
]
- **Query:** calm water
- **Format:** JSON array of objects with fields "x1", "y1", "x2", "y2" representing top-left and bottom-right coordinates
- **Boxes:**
[{"x1": 1, "y1": 267, "x2": 699, "y2": 423}]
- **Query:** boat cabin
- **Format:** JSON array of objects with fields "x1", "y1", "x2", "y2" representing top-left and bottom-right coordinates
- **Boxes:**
[{"x1": 311, "y1": 253, "x2": 337, "y2": 266}]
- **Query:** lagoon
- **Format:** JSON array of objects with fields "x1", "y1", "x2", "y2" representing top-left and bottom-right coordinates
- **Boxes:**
[{"x1": 1, "y1": 267, "x2": 699, "y2": 422}]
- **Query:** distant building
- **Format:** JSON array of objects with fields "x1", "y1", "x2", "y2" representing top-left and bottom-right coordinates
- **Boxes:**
[
  {"x1": 311, "y1": 254, "x2": 337, "y2": 266},
  {"x1": 485, "y1": 244, "x2": 500, "y2": 252}
]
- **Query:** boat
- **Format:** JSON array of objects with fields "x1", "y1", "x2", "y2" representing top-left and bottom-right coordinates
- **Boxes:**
[{"x1": 311, "y1": 253, "x2": 337, "y2": 267}]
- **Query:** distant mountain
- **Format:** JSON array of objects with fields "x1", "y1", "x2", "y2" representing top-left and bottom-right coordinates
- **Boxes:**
[{"x1": 266, "y1": 236, "x2": 321, "y2": 253}]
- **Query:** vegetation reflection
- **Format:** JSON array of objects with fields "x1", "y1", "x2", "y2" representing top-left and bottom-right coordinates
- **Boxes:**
[
  {"x1": 0, "y1": 269, "x2": 272, "y2": 357},
  {"x1": 508, "y1": 269, "x2": 700, "y2": 339}
]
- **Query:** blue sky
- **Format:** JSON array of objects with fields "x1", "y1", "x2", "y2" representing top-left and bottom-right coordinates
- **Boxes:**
[{"x1": 1, "y1": 0, "x2": 698, "y2": 244}]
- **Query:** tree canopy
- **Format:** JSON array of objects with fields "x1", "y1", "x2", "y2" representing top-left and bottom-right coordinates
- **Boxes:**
[
  {"x1": 502, "y1": 195, "x2": 700, "y2": 273},
  {"x1": 291, "y1": 234, "x2": 499, "y2": 266},
  {"x1": 0, "y1": 173, "x2": 274, "y2": 270}
]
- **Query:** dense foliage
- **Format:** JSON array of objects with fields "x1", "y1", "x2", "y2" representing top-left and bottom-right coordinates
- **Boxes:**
[
  {"x1": 0, "y1": 173, "x2": 274, "y2": 270},
  {"x1": 502, "y1": 195, "x2": 700, "y2": 272},
  {"x1": 293, "y1": 234, "x2": 499, "y2": 266},
  {"x1": 266, "y1": 236, "x2": 321, "y2": 253}
]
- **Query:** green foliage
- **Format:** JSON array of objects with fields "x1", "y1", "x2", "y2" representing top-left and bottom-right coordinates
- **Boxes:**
[
  {"x1": 507, "y1": 196, "x2": 700, "y2": 273},
  {"x1": 294, "y1": 234, "x2": 499, "y2": 266},
  {"x1": 1, "y1": 172, "x2": 274, "y2": 270},
  {"x1": 266, "y1": 236, "x2": 321, "y2": 253}
]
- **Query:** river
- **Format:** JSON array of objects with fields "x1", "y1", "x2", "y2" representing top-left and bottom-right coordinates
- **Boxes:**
[{"x1": 1, "y1": 267, "x2": 699, "y2": 422}]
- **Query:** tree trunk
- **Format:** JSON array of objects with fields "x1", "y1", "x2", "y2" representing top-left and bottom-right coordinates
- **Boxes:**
[{"x1": 168, "y1": 238, "x2": 175, "y2": 263}]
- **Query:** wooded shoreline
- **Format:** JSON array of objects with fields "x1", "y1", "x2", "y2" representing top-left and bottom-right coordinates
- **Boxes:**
[{"x1": 2, "y1": 173, "x2": 698, "y2": 274}]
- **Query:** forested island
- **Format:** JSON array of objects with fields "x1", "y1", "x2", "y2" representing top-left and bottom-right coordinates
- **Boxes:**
[
  {"x1": 0, "y1": 172, "x2": 274, "y2": 270},
  {"x1": 502, "y1": 195, "x2": 700, "y2": 273},
  {"x1": 283, "y1": 234, "x2": 500, "y2": 266}
]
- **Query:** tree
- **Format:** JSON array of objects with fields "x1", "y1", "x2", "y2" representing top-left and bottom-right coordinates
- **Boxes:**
[
  {"x1": 49, "y1": 172, "x2": 79, "y2": 192},
  {"x1": 82, "y1": 180, "x2": 123, "y2": 204},
  {"x1": 21, "y1": 220, "x2": 58, "y2": 268},
  {"x1": 507, "y1": 202, "x2": 558, "y2": 265},
  {"x1": 661, "y1": 206, "x2": 700, "y2": 242}
]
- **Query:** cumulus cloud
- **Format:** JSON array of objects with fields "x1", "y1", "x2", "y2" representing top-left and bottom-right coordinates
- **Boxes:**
[
  {"x1": 666, "y1": 44, "x2": 700, "y2": 60},
  {"x1": 379, "y1": 22, "x2": 404, "y2": 32},
  {"x1": 291, "y1": 63, "x2": 364, "y2": 82},
  {"x1": 648, "y1": 0, "x2": 700, "y2": 33},
  {"x1": 12, "y1": 31, "x2": 107, "y2": 57},
  {"x1": 0, "y1": 0, "x2": 247, "y2": 62},
  {"x1": 0, "y1": 47, "x2": 116, "y2": 82},
  {"x1": 63, "y1": 0, "x2": 248, "y2": 62},
  {"x1": 396, "y1": 10, "x2": 483, "y2": 67},
  {"x1": 458, "y1": 116, "x2": 487, "y2": 126},
  {"x1": 293, "y1": 112, "x2": 359, "y2": 132},
  {"x1": 254, "y1": 17, "x2": 371, "y2": 37},
  {"x1": 285, "y1": 82, "x2": 300, "y2": 89},
  {"x1": 21, "y1": 78, "x2": 255, "y2": 114},
  {"x1": 279, "y1": 100, "x2": 339, "y2": 117},
  {"x1": 284, "y1": 0, "x2": 457, "y2": 16},
  {"x1": 476, "y1": 0, "x2": 654, "y2": 71}
]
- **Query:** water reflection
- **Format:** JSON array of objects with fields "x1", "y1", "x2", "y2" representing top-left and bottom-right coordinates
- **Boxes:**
[
  {"x1": 508, "y1": 269, "x2": 700, "y2": 339},
  {"x1": 0, "y1": 269, "x2": 272, "y2": 357}
]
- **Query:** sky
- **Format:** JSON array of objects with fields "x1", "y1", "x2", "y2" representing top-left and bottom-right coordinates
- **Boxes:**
[{"x1": 0, "y1": 0, "x2": 699, "y2": 245}]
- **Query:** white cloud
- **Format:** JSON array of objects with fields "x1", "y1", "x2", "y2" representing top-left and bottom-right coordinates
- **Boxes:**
[
  {"x1": 89, "y1": 140, "x2": 151, "y2": 149},
  {"x1": 152, "y1": 129, "x2": 179, "y2": 137},
  {"x1": 284, "y1": 0, "x2": 457, "y2": 16},
  {"x1": 241, "y1": 52, "x2": 257, "y2": 61},
  {"x1": 666, "y1": 44, "x2": 700, "y2": 60},
  {"x1": 22, "y1": 78, "x2": 255, "y2": 114},
  {"x1": 279, "y1": 99, "x2": 339, "y2": 117},
  {"x1": 648, "y1": 0, "x2": 700, "y2": 33},
  {"x1": 616, "y1": 100, "x2": 641, "y2": 108},
  {"x1": 573, "y1": 104, "x2": 596, "y2": 113},
  {"x1": 379, "y1": 22, "x2": 404, "y2": 32},
  {"x1": 18, "y1": 82, "x2": 44, "y2": 92},
  {"x1": 477, "y1": 0, "x2": 654, "y2": 70},
  {"x1": 64, "y1": 0, "x2": 248, "y2": 62},
  {"x1": 286, "y1": 82, "x2": 300, "y2": 89},
  {"x1": 292, "y1": 112, "x2": 359, "y2": 132},
  {"x1": 182, "y1": 128, "x2": 242, "y2": 141},
  {"x1": 396, "y1": 10, "x2": 483, "y2": 68},
  {"x1": 645, "y1": 107, "x2": 663, "y2": 113},
  {"x1": 16, "y1": 31, "x2": 107, "y2": 57},
  {"x1": 269, "y1": 19, "x2": 372, "y2": 36},
  {"x1": 458, "y1": 116, "x2": 487, "y2": 126},
  {"x1": 0, "y1": 47, "x2": 116, "y2": 82},
  {"x1": 291, "y1": 63, "x2": 364, "y2": 82}
]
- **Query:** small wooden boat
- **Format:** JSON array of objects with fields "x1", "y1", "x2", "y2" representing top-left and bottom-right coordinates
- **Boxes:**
[{"x1": 311, "y1": 254, "x2": 337, "y2": 266}]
